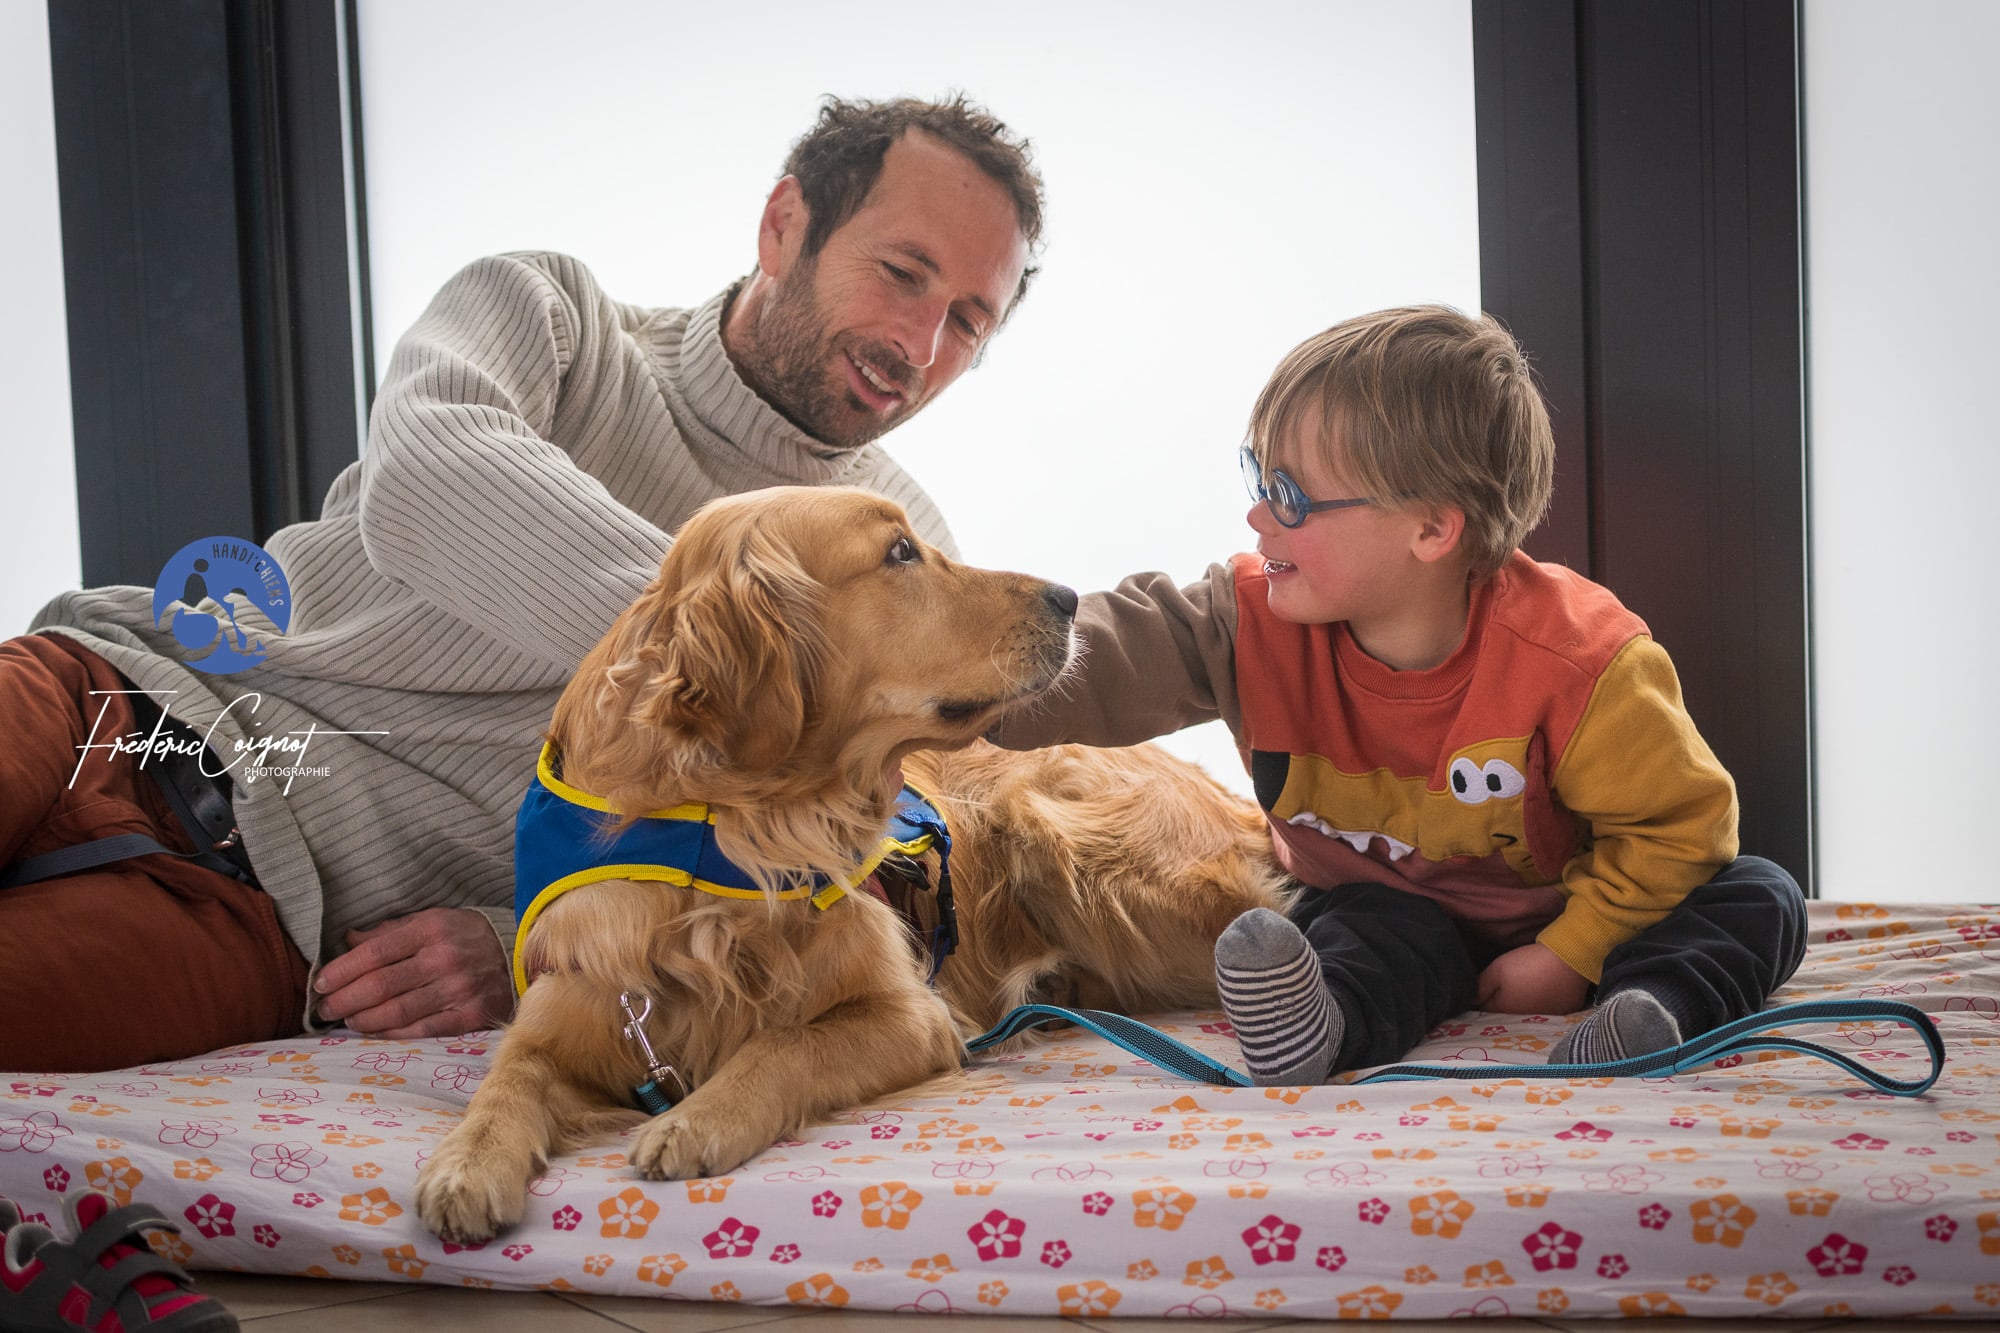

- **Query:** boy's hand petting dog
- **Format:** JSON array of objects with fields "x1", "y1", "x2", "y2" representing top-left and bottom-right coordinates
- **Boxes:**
[
  {"x1": 1476, "y1": 941, "x2": 1591, "y2": 1016},
  {"x1": 314, "y1": 907, "x2": 515, "y2": 1037}
]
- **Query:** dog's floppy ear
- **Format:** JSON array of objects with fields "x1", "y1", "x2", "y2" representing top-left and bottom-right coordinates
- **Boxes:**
[{"x1": 643, "y1": 525, "x2": 822, "y2": 771}]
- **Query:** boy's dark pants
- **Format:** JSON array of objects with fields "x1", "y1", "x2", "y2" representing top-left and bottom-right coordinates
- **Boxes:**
[{"x1": 1290, "y1": 857, "x2": 1809, "y2": 1074}]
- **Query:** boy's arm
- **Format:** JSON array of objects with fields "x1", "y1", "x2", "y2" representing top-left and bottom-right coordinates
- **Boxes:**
[
  {"x1": 989, "y1": 562, "x2": 1241, "y2": 750},
  {"x1": 1536, "y1": 636, "x2": 1741, "y2": 982}
]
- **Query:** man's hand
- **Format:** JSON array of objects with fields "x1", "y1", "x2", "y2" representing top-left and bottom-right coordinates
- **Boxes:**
[
  {"x1": 1476, "y1": 942, "x2": 1591, "y2": 1015},
  {"x1": 314, "y1": 907, "x2": 514, "y2": 1038}
]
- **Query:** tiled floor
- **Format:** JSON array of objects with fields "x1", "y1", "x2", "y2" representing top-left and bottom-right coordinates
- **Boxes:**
[{"x1": 187, "y1": 1271, "x2": 1951, "y2": 1331}]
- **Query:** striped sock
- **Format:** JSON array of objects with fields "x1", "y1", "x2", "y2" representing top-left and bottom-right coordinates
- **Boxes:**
[
  {"x1": 1547, "y1": 989, "x2": 1682, "y2": 1065},
  {"x1": 1214, "y1": 908, "x2": 1341, "y2": 1085}
]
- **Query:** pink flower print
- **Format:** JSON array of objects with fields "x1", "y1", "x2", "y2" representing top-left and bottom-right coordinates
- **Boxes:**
[
  {"x1": 1597, "y1": 1254, "x2": 1628, "y2": 1280},
  {"x1": 1833, "y1": 1132, "x2": 1887, "y2": 1152},
  {"x1": 820, "y1": 1139, "x2": 851, "y2": 1150},
  {"x1": 1130, "y1": 1118, "x2": 1164, "y2": 1132},
  {"x1": 1669, "y1": 1114, "x2": 1699, "y2": 1129},
  {"x1": 968, "y1": 1209, "x2": 1026, "y2": 1261},
  {"x1": 1926, "y1": 1214, "x2": 1958, "y2": 1242},
  {"x1": 253, "y1": 1224, "x2": 280, "y2": 1249},
  {"x1": 291, "y1": 1191, "x2": 321, "y2": 1208},
  {"x1": 1241, "y1": 1214, "x2": 1300, "y2": 1265},
  {"x1": 8, "y1": 1082, "x2": 61, "y2": 1099},
  {"x1": 42, "y1": 1165, "x2": 69, "y2": 1192},
  {"x1": 1865, "y1": 1172, "x2": 1941, "y2": 1205},
  {"x1": 1357, "y1": 1197, "x2": 1391, "y2": 1225},
  {"x1": 1398, "y1": 1114, "x2": 1429, "y2": 1127},
  {"x1": 1883, "y1": 1265, "x2": 1916, "y2": 1286},
  {"x1": 429, "y1": 1064, "x2": 482, "y2": 1093},
  {"x1": 501, "y1": 1243, "x2": 533, "y2": 1261},
  {"x1": 1040, "y1": 1239, "x2": 1072, "y2": 1268},
  {"x1": 250, "y1": 1142, "x2": 326, "y2": 1184},
  {"x1": 1081, "y1": 1191, "x2": 1113, "y2": 1216},
  {"x1": 870, "y1": 1124, "x2": 900, "y2": 1140},
  {"x1": 184, "y1": 1193, "x2": 236, "y2": 1239},
  {"x1": 257, "y1": 1113, "x2": 310, "y2": 1126},
  {"x1": 255, "y1": 1087, "x2": 320, "y2": 1107},
  {"x1": 0, "y1": 1111, "x2": 72, "y2": 1154},
  {"x1": 1522, "y1": 1222, "x2": 1582, "y2": 1271},
  {"x1": 1638, "y1": 1203, "x2": 1673, "y2": 1230},
  {"x1": 1808, "y1": 1233, "x2": 1867, "y2": 1276},
  {"x1": 770, "y1": 1243, "x2": 800, "y2": 1264},
  {"x1": 702, "y1": 1217, "x2": 759, "y2": 1258},
  {"x1": 1947, "y1": 1131, "x2": 1977, "y2": 1143},
  {"x1": 811, "y1": 1191, "x2": 842, "y2": 1218},
  {"x1": 551, "y1": 1205, "x2": 581, "y2": 1232},
  {"x1": 1555, "y1": 1121, "x2": 1611, "y2": 1142},
  {"x1": 1316, "y1": 1245, "x2": 1347, "y2": 1272},
  {"x1": 1825, "y1": 928, "x2": 1851, "y2": 941}
]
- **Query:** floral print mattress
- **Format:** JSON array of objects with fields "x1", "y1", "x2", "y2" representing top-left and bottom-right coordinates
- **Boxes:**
[{"x1": 4, "y1": 901, "x2": 1998, "y2": 1320}]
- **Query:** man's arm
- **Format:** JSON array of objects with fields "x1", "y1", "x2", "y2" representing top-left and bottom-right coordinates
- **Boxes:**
[
  {"x1": 989, "y1": 562, "x2": 1242, "y2": 750},
  {"x1": 357, "y1": 252, "x2": 669, "y2": 670}
]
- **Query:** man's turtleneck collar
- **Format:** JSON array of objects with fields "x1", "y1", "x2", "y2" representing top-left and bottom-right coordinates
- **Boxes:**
[{"x1": 659, "y1": 283, "x2": 865, "y2": 485}]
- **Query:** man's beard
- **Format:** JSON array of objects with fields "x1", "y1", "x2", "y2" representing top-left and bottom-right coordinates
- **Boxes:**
[{"x1": 747, "y1": 257, "x2": 916, "y2": 449}]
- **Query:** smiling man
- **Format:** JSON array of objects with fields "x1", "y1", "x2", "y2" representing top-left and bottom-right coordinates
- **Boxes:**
[{"x1": 4, "y1": 95, "x2": 1043, "y2": 1070}]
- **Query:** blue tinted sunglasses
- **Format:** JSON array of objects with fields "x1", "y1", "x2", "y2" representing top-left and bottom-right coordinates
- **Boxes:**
[{"x1": 1239, "y1": 445, "x2": 1375, "y2": 528}]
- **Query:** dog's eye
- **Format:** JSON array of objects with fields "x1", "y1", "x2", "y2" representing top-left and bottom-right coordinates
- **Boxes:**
[{"x1": 886, "y1": 536, "x2": 919, "y2": 565}]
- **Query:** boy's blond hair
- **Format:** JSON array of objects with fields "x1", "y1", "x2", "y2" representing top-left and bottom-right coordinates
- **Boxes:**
[{"x1": 1247, "y1": 306, "x2": 1554, "y2": 580}]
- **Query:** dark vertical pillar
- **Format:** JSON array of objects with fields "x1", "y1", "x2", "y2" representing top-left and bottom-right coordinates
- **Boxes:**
[
  {"x1": 47, "y1": 0, "x2": 369, "y2": 590},
  {"x1": 1474, "y1": 0, "x2": 1810, "y2": 892}
]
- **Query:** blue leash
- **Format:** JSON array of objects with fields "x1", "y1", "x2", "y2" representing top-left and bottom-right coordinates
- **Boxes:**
[{"x1": 964, "y1": 998, "x2": 1945, "y2": 1097}]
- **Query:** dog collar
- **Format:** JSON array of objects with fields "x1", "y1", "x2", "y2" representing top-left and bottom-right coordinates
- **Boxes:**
[{"x1": 511, "y1": 743, "x2": 953, "y2": 994}]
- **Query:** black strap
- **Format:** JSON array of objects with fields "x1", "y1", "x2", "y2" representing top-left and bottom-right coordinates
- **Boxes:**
[{"x1": 0, "y1": 693, "x2": 254, "y2": 891}]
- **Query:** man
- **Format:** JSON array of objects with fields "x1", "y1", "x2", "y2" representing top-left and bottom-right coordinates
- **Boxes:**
[{"x1": 0, "y1": 95, "x2": 1042, "y2": 1071}]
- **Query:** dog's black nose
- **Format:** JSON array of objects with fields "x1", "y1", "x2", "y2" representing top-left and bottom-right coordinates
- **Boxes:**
[{"x1": 1043, "y1": 583, "x2": 1079, "y2": 619}]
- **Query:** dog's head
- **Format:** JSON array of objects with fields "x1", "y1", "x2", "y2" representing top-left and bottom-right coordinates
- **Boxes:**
[{"x1": 551, "y1": 486, "x2": 1075, "y2": 871}]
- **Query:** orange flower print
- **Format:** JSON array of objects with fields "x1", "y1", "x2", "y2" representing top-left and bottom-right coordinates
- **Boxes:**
[
  {"x1": 598, "y1": 1186, "x2": 660, "y2": 1239},
  {"x1": 331, "y1": 1244, "x2": 360, "y2": 1266},
  {"x1": 1619, "y1": 1292, "x2": 1686, "y2": 1317},
  {"x1": 83, "y1": 1158, "x2": 143, "y2": 1207},
  {"x1": 1786, "y1": 1187, "x2": 1838, "y2": 1217},
  {"x1": 710, "y1": 1281, "x2": 741, "y2": 1302},
  {"x1": 1058, "y1": 1280, "x2": 1122, "y2": 1317},
  {"x1": 581, "y1": 1254, "x2": 614, "y2": 1277},
  {"x1": 1184, "y1": 1256, "x2": 1232, "y2": 1289},
  {"x1": 1254, "y1": 1288, "x2": 1286, "y2": 1311},
  {"x1": 1336, "y1": 1285, "x2": 1403, "y2": 1319},
  {"x1": 338, "y1": 1187, "x2": 402, "y2": 1226},
  {"x1": 1127, "y1": 1260, "x2": 1159, "y2": 1281},
  {"x1": 1464, "y1": 1259, "x2": 1513, "y2": 1288},
  {"x1": 785, "y1": 1273, "x2": 849, "y2": 1307},
  {"x1": 1133, "y1": 1186, "x2": 1196, "y2": 1231},
  {"x1": 1690, "y1": 1194, "x2": 1758, "y2": 1247},
  {"x1": 1746, "y1": 1272, "x2": 1798, "y2": 1306},
  {"x1": 351, "y1": 1162, "x2": 382, "y2": 1180},
  {"x1": 636, "y1": 1254, "x2": 687, "y2": 1288},
  {"x1": 1537, "y1": 1288, "x2": 1570, "y2": 1314},
  {"x1": 1409, "y1": 1190, "x2": 1475, "y2": 1239},
  {"x1": 684, "y1": 1176, "x2": 731, "y2": 1203},
  {"x1": 858, "y1": 1181, "x2": 922, "y2": 1230},
  {"x1": 1224, "y1": 1133, "x2": 1272, "y2": 1154},
  {"x1": 977, "y1": 1280, "x2": 1009, "y2": 1307},
  {"x1": 906, "y1": 1254, "x2": 956, "y2": 1282},
  {"x1": 382, "y1": 1245, "x2": 428, "y2": 1279},
  {"x1": 147, "y1": 1231, "x2": 194, "y2": 1266},
  {"x1": 172, "y1": 1159, "x2": 220, "y2": 1182},
  {"x1": 1404, "y1": 1265, "x2": 1437, "y2": 1285}
]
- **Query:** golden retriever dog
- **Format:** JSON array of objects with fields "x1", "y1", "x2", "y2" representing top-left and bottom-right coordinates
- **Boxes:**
[{"x1": 415, "y1": 486, "x2": 1285, "y2": 1243}]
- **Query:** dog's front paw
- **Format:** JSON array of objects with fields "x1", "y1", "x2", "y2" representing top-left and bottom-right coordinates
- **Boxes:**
[
  {"x1": 630, "y1": 1101, "x2": 771, "y2": 1181},
  {"x1": 415, "y1": 1131, "x2": 534, "y2": 1244}
]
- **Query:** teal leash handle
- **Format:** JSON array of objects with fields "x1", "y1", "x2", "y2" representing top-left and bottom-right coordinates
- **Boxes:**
[{"x1": 964, "y1": 998, "x2": 1944, "y2": 1097}]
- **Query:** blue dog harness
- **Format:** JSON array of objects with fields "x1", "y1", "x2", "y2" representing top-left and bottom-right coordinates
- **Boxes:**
[{"x1": 512, "y1": 743, "x2": 955, "y2": 994}]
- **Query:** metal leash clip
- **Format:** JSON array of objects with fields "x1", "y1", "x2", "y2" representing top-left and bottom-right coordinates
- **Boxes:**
[{"x1": 618, "y1": 992, "x2": 688, "y2": 1115}]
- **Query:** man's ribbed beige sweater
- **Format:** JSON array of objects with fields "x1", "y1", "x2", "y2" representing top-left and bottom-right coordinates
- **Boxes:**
[{"x1": 32, "y1": 252, "x2": 955, "y2": 1004}]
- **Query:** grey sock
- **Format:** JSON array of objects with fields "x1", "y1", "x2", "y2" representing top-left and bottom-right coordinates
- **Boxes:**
[
  {"x1": 1214, "y1": 908, "x2": 1342, "y2": 1084},
  {"x1": 1548, "y1": 989, "x2": 1683, "y2": 1065}
]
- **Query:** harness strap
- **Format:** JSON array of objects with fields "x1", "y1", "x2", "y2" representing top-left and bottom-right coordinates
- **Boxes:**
[{"x1": 963, "y1": 998, "x2": 1945, "y2": 1097}]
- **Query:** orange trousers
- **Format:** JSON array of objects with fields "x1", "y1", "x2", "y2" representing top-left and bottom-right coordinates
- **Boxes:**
[{"x1": 0, "y1": 634, "x2": 308, "y2": 1072}]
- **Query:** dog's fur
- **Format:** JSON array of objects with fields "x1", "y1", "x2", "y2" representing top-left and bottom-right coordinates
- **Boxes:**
[{"x1": 415, "y1": 486, "x2": 1285, "y2": 1243}]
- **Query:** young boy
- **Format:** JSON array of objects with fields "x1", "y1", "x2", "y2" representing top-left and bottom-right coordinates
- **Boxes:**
[{"x1": 989, "y1": 306, "x2": 1806, "y2": 1083}]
